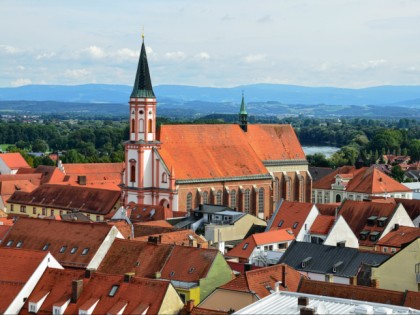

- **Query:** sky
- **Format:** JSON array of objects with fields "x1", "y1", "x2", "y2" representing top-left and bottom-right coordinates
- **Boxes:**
[{"x1": 1, "y1": 0, "x2": 420, "y2": 88}]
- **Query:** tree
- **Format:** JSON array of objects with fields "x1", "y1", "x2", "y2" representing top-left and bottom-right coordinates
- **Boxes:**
[
  {"x1": 390, "y1": 165, "x2": 405, "y2": 183},
  {"x1": 31, "y1": 139, "x2": 48, "y2": 153}
]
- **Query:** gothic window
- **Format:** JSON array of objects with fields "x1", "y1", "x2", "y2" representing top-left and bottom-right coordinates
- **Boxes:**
[
  {"x1": 131, "y1": 119, "x2": 135, "y2": 133},
  {"x1": 161, "y1": 172, "x2": 167, "y2": 183},
  {"x1": 258, "y1": 188, "x2": 264, "y2": 213},
  {"x1": 230, "y1": 190, "x2": 236, "y2": 209},
  {"x1": 186, "y1": 192, "x2": 193, "y2": 211},
  {"x1": 148, "y1": 119, "x2": 153, "y2": 133},
  {"x1": 203, "y1": 191, "x2": 208, "y2": 204},
  {"x1": 139, "y1": 119, "x2": 144, "y2": 132},
  {"x1": 216, "y1": 190, "x2": 222, "y2": 205},
  {"x1": 274, "y1": 178, "x2": 279, "y2": 203},
  {"x1": 324, "y1": 193, "x2": 329, "y2": 204},
  {"x1": 244, "y1": 189, "x2": 251, "y2": 213},
  {"x1": 130, "y1": 165, "x2": 136, "y2": 182},
  {"x1": 336, "y1": 194, "x2": 341, "y2": 203}
]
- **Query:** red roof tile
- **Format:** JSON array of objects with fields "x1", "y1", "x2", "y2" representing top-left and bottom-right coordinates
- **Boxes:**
[
  {"x1": 268, "y1": 201, "x2": 315, "y2": 235},
  {"x1": 376, "y1": 226, "x2": 420, "y2": 248},
  {"x1": 133, "y1": 221, "x2": 177, "y2": 237},
  {"x1": 338, "y1": 200, "x2": 398, "y2": 246},
  {"x1": 316, "y1": 203, "x2": 340, "y2": 216},
  {"x1": 313, "y1": 166, "x2": 411, "y2": 194},
  {"x1": 127, "y1": 203, "x2": 172, "y2": 222},
  {"x1": 0, "y1": 225, "x2": 11, "y2": 241},
  {"x1": 1, "y1": 217, "x2": 115, "y2": 268},
  {"x1": 8, "y1": 184, "x2": 120, "y2": 215},
  {"x1": 298, "y1": 278, "x2": 405, "y2": 306},
  {"x1": 310, "y1": 215, "x2": 335, "y2": 235},
  {"x1": 0, "y1": 153, "x2": 30, "y2": 169},
  {"x1": 404, "y1": 291, "x2": 420, "y2": 310},
  {"x1": 157, "y1": 124, "x2": 269, "y2": 180},
  {"x1": 226, "y1": 229, "x2": 295, "y2": 259},
  {"x1": 134, "y1": 229, "x2": 208, "y2": 247}
]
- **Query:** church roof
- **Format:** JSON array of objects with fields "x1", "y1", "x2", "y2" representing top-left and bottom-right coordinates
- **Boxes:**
[
  {"x1": 157, "y1": 124, "x2": 270, "y2": 181},
  {"x1": 131, "y1": 39, "x2": 155, "y2": 98}
]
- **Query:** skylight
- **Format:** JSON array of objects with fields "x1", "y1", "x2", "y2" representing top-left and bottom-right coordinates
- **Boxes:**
[
  {"x1": 278, "y1": 220, "x2": 284, "y2": 227},
  {"x1": 292, "y1": 222, "x2": 299, "y2": 229},
  {"x1": 81, "y1": 248, "x2": 89, "y2": 255},
  {"x1": 243, "y1": 243, "x2": 249, "y2": 250},
  {"x1": 6, "y1": 240, "x2": 13, "y2": 247},
  {"x1": 60, "y1": 246, "x2": 67, "y2": 253},
  {"x1": 109, "y1": 285, "x2": 119, "y2": 297},
  {"x1": 16, "y1": 241, "x2": 23, "y2": 248},
  {"x1": 70, "y1": 247, "x2": 78, "y2": 254},
  {"x1": 42, "y1": 243, "x2": 50, "y2": 251}
]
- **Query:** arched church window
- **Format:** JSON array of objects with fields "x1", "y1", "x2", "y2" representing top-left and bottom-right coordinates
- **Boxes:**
[
  {"x1": 139, "y1": 119, "x2": 144, "y2": 132},
  {"x1": 162, "y1": 172, "x2": 167, "y2": 183},
  {"x1": 336, "y1": 194, "x2": 341, "y2": 203},
  {"x1": 131, "y1": 119, "x2": 135, "y2": 133},
  {"x1": 258, "y1": 188, "x2": 264, "y2": 213},
  {"x1": 216, "y1": 190, "x2": 222, "y2": 205},
  {"x1": 202, "y1": 191, "x2": 208, "y2": 204},
  {"x1": 186, "y1": 192, "x2": 193, "y2": 211},
  {"x1": 130, "y1": 165, "x2": 136, "y2": 182},
  {"x1": 231, "y1": 190, "x2": 236, "y2": 209},
  {"x1": 244, "y1": 189, "x2": 251, "y2": 213}
]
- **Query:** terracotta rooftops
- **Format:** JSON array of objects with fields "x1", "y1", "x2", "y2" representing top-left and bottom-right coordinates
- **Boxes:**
[
  {"x1": 98, "y1": 238, "x2": 223, "y2": 282},
  {"x1": 226, "y1": 229, "x2": 295, "y2": 260},
  {"x1": 62, "y1": 162, "x2": 124, "y2": 175},
  {"x1": 338, "y1": 200, "x2": 399, "y2": 246},
  {"x1": 316, "y1": 203, "x2": 340, "y2": 216},
  {"x1": 313, "y1": 165, "x2": 411, "y2": 194},
  {"x1": 134, "y1": 229, "x2": 208, "y2": 247},
  {"x1": 7, "y1": 183, "x2": 120, "y2": 215},
  {"x1": 376, "y1": 225, "x2": 420, "y2": 248},
  {"x1": 220, "y1": 264, "x2": 304, "y2": 299},
  {"x1": 1, "y1": 217, "x2": 118, "y2": 268},
  {"x1": 158, "y1": 124, "x2": 270, "y2": 181},
  {"x1": 133, "y1": 220, "x2": 177, "y2": 237},
  {"x1": 310, "y1": 215, "x2": 336, "y2": 235},
  {"x1": 267, "y1": 200, "x2": 316, "y2": 236},
  {"x1": 0, "y1": 152, "x2": 30, "y2": 169},
  {"x1": 127, "y1": 203, "x2": 171, "y2": 222}
]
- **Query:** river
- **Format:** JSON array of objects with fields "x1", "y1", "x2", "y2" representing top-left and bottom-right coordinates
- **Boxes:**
[{"x1": 302, "y1": 146, "x2": 340, "y2": 158}]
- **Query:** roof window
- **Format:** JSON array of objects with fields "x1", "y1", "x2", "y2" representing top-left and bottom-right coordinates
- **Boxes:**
[
  {"x1": 59, "y1": 246, "x2": 67, "y2": 253},
  {"x1": 6, "y1": 240, "x2": 13, "y2": 247},
  {"x1": 359, "y1": 230, "x2": 370, "y2": 240},
  {"x1": 188, "y1": 267, "x2": 195, "y2": 274},
  {"x1": 81, "y1": 248, "x2": 89, "y2": 255},
  {"x1": 42, "y1": 243, "x2": 50, "y2": 251},
  {"x1": 369, "y1": 231, "x2": 380, "y2": 242},
  {"x1": 292, "y1": 222, "x2": 299, "y2": 229},
  {"x1": 16, "y1": 241, "x2": 23, "y2": 248},
  {"x1": 277, "y1": 220, "x2": 284, "y2": 227},
  {"x1": 301, "y1": 257, "x2": 312, "y2": 268},
  {"x1": 109, "y1": 285, "x2": 119, "y2": 297},
  {"x1": 332, "y1": 261, "x2": 343, "y2": 273},
  {"x1": 170, "y1": 271, "x2": 175, "y2": 277},
  {"x1": 70, "y1": 247, "x2": 78, "y2": 254},
  {"x1": 377, "y1": 217, "x2": 388, "y2": 227},
  {"x1": 367, "y1": 216, "x2": 378, "y2": 226},
  {"x1": 243, "y1": 243, "x2": 249, "y2": 250}
]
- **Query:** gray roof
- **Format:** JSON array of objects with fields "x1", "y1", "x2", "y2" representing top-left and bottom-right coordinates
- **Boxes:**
[
  {"x1": 278, "y1": 241, "x2": 389, "y2": 278},
  {"x1": 193, "y1": 204, "x2": 234, "y2": 214}
]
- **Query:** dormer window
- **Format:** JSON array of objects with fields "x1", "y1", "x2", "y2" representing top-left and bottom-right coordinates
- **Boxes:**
[
  {"x1": 369, "y1": 231, "x2": 380, "y2": 242},
  {"x1": 367, "y1": 216, "x2": 378, "y2": 226},
  {"x1": 377, "y1": 217, "x2": 388, "y2": 227},
  {"x1": 360, "y1": 230, "x2": 369, "y2": 240}
]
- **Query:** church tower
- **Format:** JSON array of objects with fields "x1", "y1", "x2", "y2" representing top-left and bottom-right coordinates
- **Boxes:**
[{"x1": 239, "y1": 92, "x2": 248, "y2": 132}]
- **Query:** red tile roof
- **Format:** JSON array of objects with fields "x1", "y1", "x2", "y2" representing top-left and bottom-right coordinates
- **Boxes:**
[
  {"x1": 157, "y1": 124, "x2": 270, "y2": 180},
  {"x1": 133, "y1": 229, "x2": 208, "y2": 247},
  {"x1": 0, "y1": 248, "x2": 49, "y2": 313},
  {"x1": 7, "y1": 183, "x2": 120, "y2": 215},
  {"x1": 310, "y1": 215, "x2": 335, "y2": 235},
  {"x1": 127, "y1": 203, "x2": 173, "y2": 222},
  {"x1": 226, "y1": 229, "x2": 295, "y2": 259},
  {"x1": 63, "y1": 162, "x2": 124, "y2": 175},
  {"x1": 404, "y1": 291, "x2": 420, "y2": 310},
  {"x1": 1, "y1": 217, "x2": 116, "y2": 268},
  {"x1": 133, "y1": 221, "x2": 177, "y2": 237},
  {"x1": 244, "y1": 125, "x2": 306, "y2": 161},
  {"x1": 316, "y1": 203, "x2": 340, "y2": 216},
  {"x1": 313, "y1": 166, "x2": 411, "y2": 194},
  {"x1": 376, "y1": 226, "x2": 420, "y2": 248},
  {"x1": 267, "y1": 201, "x2": 315, "y2": 236},
  {"x1": 298, "y1": 278, "x2": 405, "y2": 306},
  {"x1": 0, "y1": 153, "x2": 30, "y2": 170},
  {"x1": 0, "y1": 225, "x2": 11, "y2": 241},
  {"x1": 338, "y1": 200, "x2": 398, "y2": 246},
  {"x1": 220, "y1": 264, "x2": 304, "y2": 299}
]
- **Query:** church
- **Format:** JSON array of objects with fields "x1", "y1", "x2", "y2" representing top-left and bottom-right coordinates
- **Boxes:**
[{"x1": 121, "y1": 37, "x2": 311, "y2": 219}]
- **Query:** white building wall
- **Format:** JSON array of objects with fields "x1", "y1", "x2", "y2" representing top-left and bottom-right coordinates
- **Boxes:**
[
  {"x1": 379, "y1": 204, "x2": 414, "y2": 240},
  {"x1": 296, "y1": 205, "x2": 319, "y2": 242},
  {"x1": 0, "y1": 159, "x2": 11, "y2": 174},
  {"x1": 323, "y1": 215, "x2": 359, "y2": 248},
  {"x1": 143, "y1": 150, "x2": 153, "y2": 187},
  {"x1": 5, "y1": 253, "x2": 62, "y2": 315},
  {"x1": 306, "y1": 272, "x2": 349, "y2": 284}
]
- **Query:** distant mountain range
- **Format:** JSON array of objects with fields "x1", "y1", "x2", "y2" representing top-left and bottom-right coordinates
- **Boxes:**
[{"x1": 1, "y1": 83, "x2": 420, "y2": 107}]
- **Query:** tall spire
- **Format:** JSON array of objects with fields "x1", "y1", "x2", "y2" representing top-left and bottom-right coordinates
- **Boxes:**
[
  {"x1": 239, "y1": 91, "x2": 248, "y2": 132},
  {"x1": 131, "y1": 34, "x2": 155, "y2": 98}
]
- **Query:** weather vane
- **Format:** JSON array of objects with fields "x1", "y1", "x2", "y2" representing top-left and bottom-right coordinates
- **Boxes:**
[{"x1": 142, "y1": 26, "x2": 145, "y2": 40}]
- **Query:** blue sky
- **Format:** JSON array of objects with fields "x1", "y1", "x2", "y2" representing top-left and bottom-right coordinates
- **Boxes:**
[{"x1": 1, "y1": 0, "x2": 420, "y2": 88}]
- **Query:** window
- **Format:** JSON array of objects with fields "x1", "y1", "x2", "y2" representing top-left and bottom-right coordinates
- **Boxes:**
[
  {"x1": 130, "y1": 164, "x2": 136, "y2": 182},
  {"x1": 258, "y1": 188, "x2": 264, "y2": 213},
  {"x1": 202, "y1": 191, "x2": 208, "y2": 204},
  {"x1": 230, "y1": 190, "x2": 236, "y2": 208},
  {"x1": 188, "y1": 267, "x2": 195, "y2": 274},
  {"x1": 275, "y1": 178, "x2": 280, "y2": 202},
  {"x1": 42, "y1": 243, "x2": 50, "y2": 251},
  {"x1": 324, "y1": 193, "x2": 329, "y2": 204},
  {"x1": 367, "y1": 216, "x2": 377, "y2": 226},
  {"x1": 16, "y1": 241, "x2": 23, "y2": 248},
  {"x1": 131, "y1": 118, "x2": 135, "y2": 132},
  {"x1": 60, "y1": 246, "x2": 67, "y2": 253},
  {"x1": 70, "y1": 247, "x2": 78, "y2": 254},
  {"x1": 383, "y1": 247, "x2": 388, "y2": 253},
  {"x1": 109, "y1": 285, "x2": 119, "y2": 297},
  {"x1": 20, "y1": 205, "x2": 26, "y2": 213},
  {"x1": 216, "y1": 190, "x2": 222, "y2": 205},
  {"x1": 147, "y1": 119, "x2": 153, "y2": 133},
  {"x1": 377, "y1": 217, "x2": 388, "y2": 227},
  {"x1": 244, "y1": 189, "x2": 251, "y2": 213},
  {"x1": 278, "y1": 220, "x2": 284, "y2": 227},
  {"x1": 369, "y1": 231, "x2": 380, "y2": 242},
  {"x1": 360, "y1": 230, "x2": 369, "y2": 240},
  {"x1": 161, "y1": 172, "x2": 167, "y2": 183},
  {"x1": 51, "y1": 209, "x2": 54, "y2": 216},
  {"x1": 335, "y1": 194, "x2": 341, "y2": 203},
  {"x1": 96, "y1": 216, "x2": 100, "y2": 221},
  {"x1": 186, "y1": 192, "x2": 193, "y2": 211},
  {"x1": 292, "y1": 222, "x2": 299, "y2": 229},
  {"x1": 33, "y1": 207, "x2": 36, "y2": 215},
  {"x1": 81, "y1": 248, "x2": 89, "y2": 255},
  {"x1": 6, "y1": 240, "x2": 13, "y2": 247},
  {"x1": 317, "y1": 192, "x2": 322, "y2": 204},
  {"x1": 243, "y1": 243, "x2": 249, "y2": 250},
  {"x1": 10, "y1": 204, "x2": 14, "y2": 212},
  {"x1": 170, "y1": 271, "x2": 175, "y2": 277},
  {"x1": 42, "y1": 208, "x2": 46, "y2": 215},
  {"x1": 179, "y1": 293, "x2": 186, "y2": 304},
  {"x1": 391, "y1": 248, "x2": 396, "y2": 253},
  {"x1": 139, "y1": 118, "x2": 144, "y2": 132}
]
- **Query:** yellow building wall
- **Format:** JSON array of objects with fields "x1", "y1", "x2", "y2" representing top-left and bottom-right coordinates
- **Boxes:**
[
  {"x1": 372, "y1": 238, "x2": 420, "y2": 292},
  {"x1": 158, "y1": 283, "x2": 185, "y2": 315},
  {"x1": 176, "y1": 286, "x2": 201, "y2": 304}
]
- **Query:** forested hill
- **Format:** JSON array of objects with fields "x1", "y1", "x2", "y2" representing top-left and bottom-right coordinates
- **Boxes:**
[{"x1": 1, "y1": 83, "x2": 420, "y2": 107}]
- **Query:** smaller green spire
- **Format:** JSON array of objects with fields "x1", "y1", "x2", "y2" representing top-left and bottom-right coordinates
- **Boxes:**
[
  {"x1": 131, "y1": 35, "x2": 155, "y2": 98},
  {"x1": 239, "y1": 91, "x2": 247, "y2": 115}
]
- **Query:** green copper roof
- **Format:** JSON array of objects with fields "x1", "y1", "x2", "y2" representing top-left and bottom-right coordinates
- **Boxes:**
[
  {"x1": 239, "y1": 93, "x2": 247, "y2": 115},
  {"x1": 130, "y1": 40, "x2": 155, "y2": 98}
]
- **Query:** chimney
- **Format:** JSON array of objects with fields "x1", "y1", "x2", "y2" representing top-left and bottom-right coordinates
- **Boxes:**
[
  {"x1": 371, "y1": 278, "x2": 379, "y2": 288},
  {"x1": 350, "y1": 276, "x2": 357, "y2": 286},
  {"x1": 85, "y1": 268, "x2": 95, "y2": 279},
  {"x1": 300, "y1": 307, "x2": 315, "y2": 315},
  {"x1": 124, "y1": 272, "x2": 135, "y2": 283},
  {"x1": 71, "y1": 279, "x2": 83, "y2": 303},
  {"x1": 394, "y1": 223, "x2": 399, "y2": 231},
  {"x1": 77, "y1": 175, "x2": 87, "y2": 185},
  {"x1": 325, "y1": 274, "x2": 334, "y2": 283},
  {"x1": 282, "y1": 265, "x2": 287, "y2": 289},
  {"x1": 244, "y1": 263, "x2": 252, "y2": 272},
  {"x1": 148, "y1": 236, "x2": 160, "y2": 244},
  {"x1": 274, "y1": 281, "x2": 282, "y2": 292},
  {"x1": 337, "y1": 241, "x2": 346, "y2": 248},
  {"x1": 199, "y1": 204, "x2": 203, "y2": 210},
  {"x1": 155, "y1": 271, "x2": 161, "y2": 279},
  {"x1": 298, "y1": 297, "x2": 309, "y2": 307},
  {"x1": 185, "y1": 300, "x2": 195, "y2": 313}
]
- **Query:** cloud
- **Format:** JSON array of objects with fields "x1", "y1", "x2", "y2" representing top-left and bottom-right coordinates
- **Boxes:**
[
  {"x1": 257, "y1": 15, "x2": 271, "y2": 24},
  {"x1": 243, "y1": 54, "x2": 266, "y2": 63},
  {"x1": 164, "y1": 51, "x2": 186, "y2": 60},
  {"x1": 0, "y1": 45, "x2": 22, "y2": 54},
  {"x1": 221, "y1": 14, "x2": 234, "y2": 21},
  {"x1": 36, "y1": 52, "x2": 56, "y2": 60},
  {"x1": 195, "y1": 52, "x2": 210, "y2": 60},
  {"x1": 351, "y1": 59, "x2": 387, "y2": 70},
  {"x1": 146, "y1": 46, "x2": 153, "y2": 55},
  {"x1": 11, "y1": 78, "x2": 32, "y2": 87},
  {"x1": 64, "y1": 68, "x2": 90, "y2": 78},
  {"x1": 85, "y1": 46, "x2": 106, "y2": 59},
  {"x1": 115, "y1": 48, "x2": 138, "y2": 60},
  {"x1": 17, "y1": 65, "x2": 25, "y2": 71}
]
